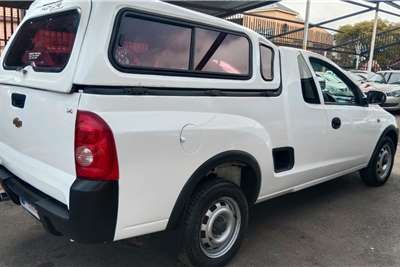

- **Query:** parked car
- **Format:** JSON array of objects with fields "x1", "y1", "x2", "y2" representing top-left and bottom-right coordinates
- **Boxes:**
[
  {"x1": 364, "y1": 73, "x2": 400, "y2": 111},
  {"x1": 349, "y1": 69, "x2": 375, "y2": 80},
  {"x1": 378, "y1": 70, "x2": 400, "y2": 85},
  {"x1": 0, "y1": 1, "x2": 398, "y2": 266},
  {"x1": 347, "y1": 71, "x2": 374, "y2": 92}
]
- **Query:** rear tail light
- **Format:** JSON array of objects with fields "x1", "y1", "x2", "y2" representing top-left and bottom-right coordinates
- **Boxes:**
[{"x1": 75, "y1": 111, "x2": 119, "y2": 181}]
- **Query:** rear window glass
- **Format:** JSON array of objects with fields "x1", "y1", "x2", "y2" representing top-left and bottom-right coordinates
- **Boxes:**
[
  {"x1": 110, "y1": 12, "x2": 251, "y2": 78},
  {"x1": 4, "y1": 10, "x2": 80, "y2": 72}
]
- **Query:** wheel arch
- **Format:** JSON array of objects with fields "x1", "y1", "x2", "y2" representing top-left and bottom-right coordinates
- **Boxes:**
[
  {"x1": 379, "y1": 125, "x2": 398, "y2": 150},
  {"x1": 166, "y1": 150, "x2": 261, "y2": 230},
  {"x1": 370, "y1": 125, "x2": 399, "y2": 163}
]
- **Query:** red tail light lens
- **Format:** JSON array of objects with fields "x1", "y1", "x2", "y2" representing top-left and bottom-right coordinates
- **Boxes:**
[{"x1": 75, "y1": 111, "x2": 119, "y2": 181}]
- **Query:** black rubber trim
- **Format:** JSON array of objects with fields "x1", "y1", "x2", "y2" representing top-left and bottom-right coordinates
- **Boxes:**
[
  {"x1": 74, "y1": 85, "x2": 281, "y2": 97},
  {"x1": 166, "y1": 150, "x2": 261, "y2": 230},
  {"x1": 272, "y1": 147, "x2": 295, "y2": 173},
  {"x1": 0, "y1": 166, "x2": 118, "y2": 243}
]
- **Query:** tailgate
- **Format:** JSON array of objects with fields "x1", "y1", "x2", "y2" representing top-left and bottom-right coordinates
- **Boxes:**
[
  {"x1": 0, "y1": 0, "x2": 91, "y2": 206},
  {"x1": 0, "y1": 0, "x2": 91, "y2": 93},
  {"x1": 0, "y1": 85, "x2": 80, "y2": 206}
]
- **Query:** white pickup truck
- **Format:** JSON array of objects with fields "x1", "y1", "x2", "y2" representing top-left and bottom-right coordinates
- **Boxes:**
[{"x1": 0, "y1": 1, "x2": 397, "y2": 266}]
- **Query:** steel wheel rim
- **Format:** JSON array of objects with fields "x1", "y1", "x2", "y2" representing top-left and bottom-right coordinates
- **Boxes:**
[
  {"x1": 199, "y1": 197, "x2": 241, "y2": 259},
  {"x1": 376, "y1": 144, "x2": 393, "y2": 181}
]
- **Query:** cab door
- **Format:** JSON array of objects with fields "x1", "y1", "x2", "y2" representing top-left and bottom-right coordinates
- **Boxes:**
[{"x1": 305, "y1": 54, "x2": 379, "y2": 172}]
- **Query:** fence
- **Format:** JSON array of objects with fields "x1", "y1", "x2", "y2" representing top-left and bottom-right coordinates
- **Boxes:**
[{"x1": 0, "y1": 7, "x2": 24, "y2": 52}]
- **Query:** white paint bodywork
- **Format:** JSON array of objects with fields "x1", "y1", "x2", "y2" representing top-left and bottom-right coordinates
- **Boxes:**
[{"x1": 0, "y1": 0, "x2": 397, "y2": 241}]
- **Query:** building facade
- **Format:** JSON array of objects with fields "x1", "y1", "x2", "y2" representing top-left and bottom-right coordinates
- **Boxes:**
[{"x1": 228, "y1": 3, "x2": 334, "y2": 52}]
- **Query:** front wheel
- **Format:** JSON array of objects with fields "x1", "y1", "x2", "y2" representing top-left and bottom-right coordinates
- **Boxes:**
[
  {"x1": 360, "y1": 136, "x2": 395, "y2": 187},
  {"x1": 181, "y1": 179, "x2": 248, "y2": 267}
]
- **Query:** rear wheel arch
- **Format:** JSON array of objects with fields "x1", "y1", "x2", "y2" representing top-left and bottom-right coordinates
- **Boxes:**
[{"x1": 167, "y1": 150, "x2": 261, "y2": 230}]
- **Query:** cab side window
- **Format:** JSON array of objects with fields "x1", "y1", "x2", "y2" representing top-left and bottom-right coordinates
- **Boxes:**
[
  {"x1": 110, "y1": 11, "x2": 251, "y2": 79},
  {"x1": 297, "y1": 54, "x2": 320, "y2": 104},
  {"x1": 309, "y1": 58, "x2": 358, "y2": 105}
]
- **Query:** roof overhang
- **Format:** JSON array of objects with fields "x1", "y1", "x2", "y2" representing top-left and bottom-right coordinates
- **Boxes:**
[
  {"x1": 0, "y1": 1, "x2": 32, "y2": 9},
  {"x1": 165, "y1": 0, "x2": 280, "y2": 17}
]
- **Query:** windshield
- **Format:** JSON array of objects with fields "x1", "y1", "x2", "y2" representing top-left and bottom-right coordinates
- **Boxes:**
[
  {"x1": 388, "y1": 73, "x2": 400, "y2": 85},
  {"x1": 347, "y1": 72, "x2": 365, "y2": 82},
  {"x1": 368, "y1": 73, "x2": 386, "y2": 84},
  {"x1": 4, "y1": 10, "x2": 80, "y2": 72}
]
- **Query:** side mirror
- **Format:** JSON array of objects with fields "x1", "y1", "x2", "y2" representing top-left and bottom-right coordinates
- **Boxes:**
[{"x1": 366, "y1": 90, "x2": 386, "y2": 105}]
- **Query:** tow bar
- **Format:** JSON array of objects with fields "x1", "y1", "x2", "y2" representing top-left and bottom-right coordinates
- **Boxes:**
[{"x1": 0, "y1": 191, "x2": 9, "y2": 202}]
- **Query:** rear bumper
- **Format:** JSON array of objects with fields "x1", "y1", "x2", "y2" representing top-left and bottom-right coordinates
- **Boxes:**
[{"x1": 0, "y1": 166, "x2": 118, "y2": 243}]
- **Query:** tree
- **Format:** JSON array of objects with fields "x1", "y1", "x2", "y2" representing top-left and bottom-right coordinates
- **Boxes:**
[{"x1": 333, "y1": 20, "x2": 400, "y2": 70}]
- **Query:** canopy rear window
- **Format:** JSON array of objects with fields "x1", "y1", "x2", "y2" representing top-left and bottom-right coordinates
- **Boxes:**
[{"x1": 4, "y1": 10, "x2": 80, "y2": 73}]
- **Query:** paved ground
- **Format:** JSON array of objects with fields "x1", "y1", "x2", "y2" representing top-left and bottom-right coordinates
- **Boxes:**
[{"x1": 2, "y1": 115, "x2": 400, "y2": 267}]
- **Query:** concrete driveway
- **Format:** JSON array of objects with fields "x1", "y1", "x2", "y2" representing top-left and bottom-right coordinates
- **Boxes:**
[{"x1": 1, "y1": 115, "x2": 400, "y2": 267}]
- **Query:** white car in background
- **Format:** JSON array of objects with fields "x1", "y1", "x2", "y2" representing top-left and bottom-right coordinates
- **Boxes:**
[
  {"x1": 349, "y1": 70, "x2": 375, "y2": 81},
  {"x1": 359, "y1": 72, "x2": 400, "y2": 111},
  {"x1": 379, "y1": 70, "x2": 400, "y2": 85}
]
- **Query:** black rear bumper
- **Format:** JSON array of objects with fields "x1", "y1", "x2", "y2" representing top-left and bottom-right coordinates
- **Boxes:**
[{"x1": 0, "y1": 166, "x2": 118, "y2": 244}]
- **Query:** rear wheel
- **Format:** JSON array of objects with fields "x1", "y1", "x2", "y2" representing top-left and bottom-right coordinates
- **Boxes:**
[
  {"x1": 360, "y1": 136, "x2": 395, "y2": 187},
  {"x1": 181, "y1": 179, "x2": 248, "y2": 267}
]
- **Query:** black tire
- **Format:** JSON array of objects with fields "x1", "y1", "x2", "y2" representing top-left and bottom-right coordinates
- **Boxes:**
[
  {"x1": 181, "y1": 179, "x2": 248, "y2": 267},
  {"x1": 360, "y1": 136, "x2": 395, "y2": 187}
]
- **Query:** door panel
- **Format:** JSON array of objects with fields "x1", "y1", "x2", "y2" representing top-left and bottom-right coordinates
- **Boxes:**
[{"x1": 306, "y1": 54, "x2": 378, "y2": 172}]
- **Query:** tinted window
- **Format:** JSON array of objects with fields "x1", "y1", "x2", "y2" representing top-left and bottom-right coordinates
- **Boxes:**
[
  {"x1": 111, "y1": 12, "x2": 251, "y2": 78},
  {"x1": 260, "y1": 45, "x2": 273, "y2": 81},
  {"x1": 298, "y1": 54, "x2": 320, "y2": 104},
  {"x1": 4, "y1": 10, "x2": 80, "y2": 72},
  {"x1": 310, "y1": 58, "x2": 357, "y2": 105},
  {"x1": 113, "y1": 16, "x2": 191, "y2": 70},
  {"x1": 194, "y1": 28, "x2": 249, "y2": 75}
]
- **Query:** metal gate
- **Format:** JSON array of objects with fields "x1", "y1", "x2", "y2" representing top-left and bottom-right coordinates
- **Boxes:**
[{"x1": 0, "y1": 6, "x2": 24, "y2": 52}]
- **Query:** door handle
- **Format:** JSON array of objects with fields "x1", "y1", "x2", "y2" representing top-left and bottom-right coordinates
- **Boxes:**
[{"x1": 331, "y1": 117, "x2": 341, "y2": 130}]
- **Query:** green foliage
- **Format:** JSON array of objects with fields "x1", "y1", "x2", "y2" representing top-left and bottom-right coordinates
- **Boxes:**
[{"x1": 333, "y1": 19, "x2": 400, "y2": 70}]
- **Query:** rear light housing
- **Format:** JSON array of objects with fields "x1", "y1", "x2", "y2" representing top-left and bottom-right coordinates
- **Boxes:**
[{"x1": 75, "y1": 111, "x2": 119, "y2": 181}]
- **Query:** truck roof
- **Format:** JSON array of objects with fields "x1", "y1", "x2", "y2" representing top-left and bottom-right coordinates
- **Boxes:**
[{"x1": 27, "y1": 0, "x2": 276, "y2": 49}]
